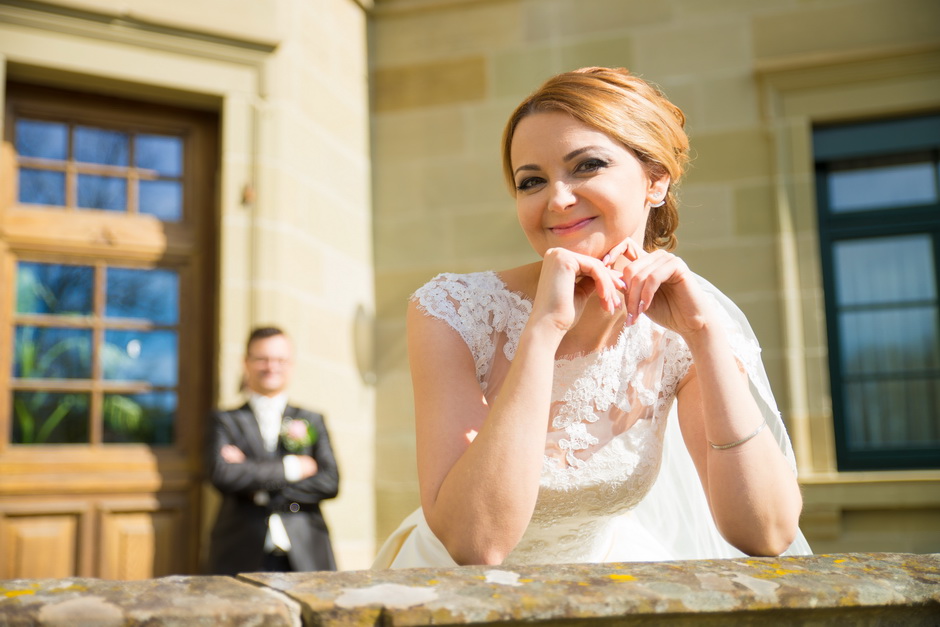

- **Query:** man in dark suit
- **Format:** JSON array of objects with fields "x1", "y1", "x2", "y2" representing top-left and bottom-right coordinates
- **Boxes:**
[{"x1": 206, "y1": 326, "x2": 339, "y2": 574}]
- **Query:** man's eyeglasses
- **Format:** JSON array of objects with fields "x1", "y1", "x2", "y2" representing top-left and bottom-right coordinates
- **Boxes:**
[{"x1": 247, "y1": 356, "x2": 291, "y2": 366}]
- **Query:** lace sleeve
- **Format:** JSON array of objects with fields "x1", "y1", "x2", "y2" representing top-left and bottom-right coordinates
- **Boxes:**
[{"x1": 411, "y1": 273, "x2": 499, "y2": 387}]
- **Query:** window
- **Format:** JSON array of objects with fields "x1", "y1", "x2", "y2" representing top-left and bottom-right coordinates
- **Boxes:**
[
  {"x1": 814, "y1": 113, "x2": 940, "y2": 470},
  {"x1": 16, "y1": 118, "x2": 184, "y2": 221},
  {"x1": 13, "y1": 261, "x2": 179, "y2": 445}
]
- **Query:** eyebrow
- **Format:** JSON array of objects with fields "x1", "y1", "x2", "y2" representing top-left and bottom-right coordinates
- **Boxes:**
[{"x1": 513, "y1": 145, "x2": 607, "y2": 177}]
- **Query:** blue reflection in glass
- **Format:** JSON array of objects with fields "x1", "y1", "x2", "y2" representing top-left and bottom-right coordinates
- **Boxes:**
[
  {"x1": 77, "y1": 174, "x2": 126, "y2": 211},
  {"x1": 18, "y1": 169, "x2": 66, "y2": 206},
  {"x1": 15, "y1": 119, "x2": 68, "y2": 160},
  {"x1": 103, "y1": 392, "x2": 176, "y2": 445},
  {"x1": 103, "y1": 330, "x2": 178, "y2": 386},
  {"x1": 139, "y1": 180, "x2": 182, "y2": 222},
  {"x1": 106, "y1": 267, "x2": 179, "y2": 324},
  {"x1": 14, "y1": 326, "x2": 92, "y2": 379},
  {"x1": 136, "y1": 134, "x2": 183, "y2": 176},
  {"x1": 12, "y1": 391, "x2": 90, "y2": 444},
  {"x1": 829, "y1": 162, "x2": 936, "y2": 213},
  {"x1": 75, "y1": 126, "x2": 128, "y2": 166},
  {"x1": 834, "y1": 235, "x2": 935, "y2": 306},
  {"x1": 16, "y1": 262, "x2": 93, "y2": 315}
]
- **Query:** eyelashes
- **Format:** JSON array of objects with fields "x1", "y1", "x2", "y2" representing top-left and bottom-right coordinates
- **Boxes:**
[{"x1": 514, "y1": 158, "x2": 611, "y2": 192}]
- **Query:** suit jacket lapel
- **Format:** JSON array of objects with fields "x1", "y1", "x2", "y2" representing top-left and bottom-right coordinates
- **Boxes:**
[{"x1": 235, "y1": 403, "x2": 270, "y2": 458}]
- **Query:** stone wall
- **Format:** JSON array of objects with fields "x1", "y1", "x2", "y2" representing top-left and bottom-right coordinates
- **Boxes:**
[{"x1": 2, "y1": 553, "x2": 938, "y2": 625}]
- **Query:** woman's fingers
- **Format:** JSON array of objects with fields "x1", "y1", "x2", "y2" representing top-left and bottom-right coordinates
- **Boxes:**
[
  {"x1": 602, "y1": 236, "x2": 643, "y2": 266},
  {"x1": 619, "y1": 250, "x2": 682, "y2": 324}
]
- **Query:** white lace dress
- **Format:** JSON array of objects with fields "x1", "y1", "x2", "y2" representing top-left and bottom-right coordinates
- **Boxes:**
[{"x1": 372, "y1": 271, "x2": 810, "y2": 568}]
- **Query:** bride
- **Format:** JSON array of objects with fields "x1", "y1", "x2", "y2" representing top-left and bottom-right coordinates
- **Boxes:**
[{"x1": 373, "y1": 67, "x2": 811, "y2": 568}]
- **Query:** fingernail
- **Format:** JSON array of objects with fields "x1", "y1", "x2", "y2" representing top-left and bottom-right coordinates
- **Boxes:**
[
  {"x1": 616, "y1": 278, "x2": 626, "y2": 289},
  {"x1": 639, "y1": 299, "x2": 646, "y2": 312},
  {"x1": 602, "y1": 254, "x2": 610, "y2": 265},
  {"x1": 627, "y1": 313, "x2": 634, "y2": 326}
]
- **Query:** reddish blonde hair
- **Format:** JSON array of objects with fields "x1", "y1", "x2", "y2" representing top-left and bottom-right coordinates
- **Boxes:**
[{"x1": 502, "y1": 67, "x2": 690, "y2": 251}]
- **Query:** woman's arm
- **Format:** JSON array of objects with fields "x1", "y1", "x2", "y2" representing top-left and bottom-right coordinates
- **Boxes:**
[
  {"x1": 609, "y1": 237, "x2": 802, "y2": 555},
  {"x1": 415, "y1": 251, "x2": 625, "y2": 565},
  {"x1": 676, "y1": 331, "x2": 802, "y2": 556}
]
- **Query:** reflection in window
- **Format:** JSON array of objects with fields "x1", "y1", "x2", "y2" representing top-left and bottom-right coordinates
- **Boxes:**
[
  {"x1": 103, "y1": 330, "x2": 178, "y2": 386},
  {"x1": 16, "y1": 262, "x2": 93, "y2": 315},
  {"x1": 136, "y1": 134, "x2": 183, "y2": 176},
  {"x1": 18, "y1": 169, "x2": 66, "y2": 206},
  {"x1": 11, "y1": 392, "x2": 90, "y2": 444},
  {"x1": 832, "y1": 235, "x2": 940, "y2": 451},
  {"x1": 829, "y1": 159, "x2": 936, "y2": 213},
  {"x1": 14, "y1": 326, "x2": 93, "y2": 380},
  {"x1": 11, "y1": 260, "x2": 182, "y2": 446},
  {"x1": 106, "y1": 267, "x2": 179, "y2": 323},
  {"x1": 74, "y1": 126, "x2": 129, "y2": 166},
  {"x1": 103, "y1": 392, "x2": 176, "y2": 445},
  {"x1": 14, "y1": 120, "x2": 184, "y2": 221},
  {"x1": 77, "y1": 174, "x2": 126, "y2": 211},
  {"x1": 15, "y1": 119, "x2": 67, "y2": 160},
  {"x1": 139, "y1": 180, "x2": 183, "y2": 221}
]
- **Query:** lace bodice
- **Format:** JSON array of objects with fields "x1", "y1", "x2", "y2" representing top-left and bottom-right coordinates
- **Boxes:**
[{"x1": 413, "y1": 271, "x2": 693, "y2": 564}]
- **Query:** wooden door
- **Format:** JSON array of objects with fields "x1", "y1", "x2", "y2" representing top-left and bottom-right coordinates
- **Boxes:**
[{"x1": 0, "y1": 83, "x2": 217, "y2": 578}]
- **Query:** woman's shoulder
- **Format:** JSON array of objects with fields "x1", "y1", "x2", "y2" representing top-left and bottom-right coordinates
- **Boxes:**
[{"x1": 412, "y1": 270, "x2": 504, "y2": 299}]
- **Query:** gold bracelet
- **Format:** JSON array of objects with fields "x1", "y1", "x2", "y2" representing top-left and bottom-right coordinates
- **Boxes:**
[{"x1": 708, "y1": 422, "x2": 766, "y2": 450}]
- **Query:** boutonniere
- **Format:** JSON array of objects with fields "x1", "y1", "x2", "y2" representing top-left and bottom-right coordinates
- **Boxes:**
[{"x1": 280, "y1": 417, "x2": 318, "y2": 453}]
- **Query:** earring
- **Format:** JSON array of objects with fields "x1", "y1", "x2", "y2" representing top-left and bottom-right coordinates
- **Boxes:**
[{"x1": 651, "y1": 197, "x2": 666, "y2": 208}]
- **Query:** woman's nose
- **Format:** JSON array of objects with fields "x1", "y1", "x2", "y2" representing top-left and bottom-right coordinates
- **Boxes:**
[{"x1": 548, "y1": 180, "x2": 576, "y2": 212}]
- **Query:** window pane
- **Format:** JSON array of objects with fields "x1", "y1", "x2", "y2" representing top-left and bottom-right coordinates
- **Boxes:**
[
  {"x1": 18, "y1": 169, "x2": 65, "y2": 206},
  {"x1": 15, "y1": 119, "x2": 67, "y2": 160},
  {"x1": 74, "y1": 126, "x2": 128, "y2": 166},
  {"x1": 103, "y1": 392, "x2": 176, "y2": 445},
  {"x1": 103, "y1": 330, "x2": 178, "y2": 386},
  {"x1": 834, "y1": 235, "x2": 936, "y2": 306},
  {"x1": 139, "y1": 180, "x2": 183, "y2": 222},
  {"x1": 11, "y1": 392, "x2": 90, "y2": 444},
  {"x1": 16, "y1": 262, "x2": 93, "y2": 315},
  {"x1": 136, "y1": 134, "x2": 183, "y2": 176},
  {"x1": 829, "y1": 161, "x2": 936, "y2": 213},
  {"x1": 839, "y1": 307, "x2": 939, "y2": 375},
  {"x1": 844, "y1": 379, "x2": 940, "y2": 451},
  {"x1": 106, "y1": 267, "x2": 179, "y2": 324},
  {"x1": 14, "y1": 326, "x2": 92, "y2": 379},
  {"x1": 77, "y1": 174, "x2": 126, "y2": 211}
]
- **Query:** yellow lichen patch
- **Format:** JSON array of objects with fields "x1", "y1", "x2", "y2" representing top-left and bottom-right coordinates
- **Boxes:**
[
  {"x1": 834, "y1": 559, "x2": 846, "y2": 564},
  {"x1": 518, "y1": 579, "x2": 533, "y2": 583},
  {"x1": 426, "y1": 580, "x2": 439, "y2": 585},
  {"x1": 577, "y1": 582, "x2": 590, "y2": 586},
  {"x1": 2, "y1": 589, "x2": 35, "y2": 598},
  {"x1": 608, "y1": 574, "x2": 636, "y2": 582}
]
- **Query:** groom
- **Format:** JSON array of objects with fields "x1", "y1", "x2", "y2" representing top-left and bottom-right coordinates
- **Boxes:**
[{"x1": 206, "y1": 326, "x2": 339, "y2": 574}]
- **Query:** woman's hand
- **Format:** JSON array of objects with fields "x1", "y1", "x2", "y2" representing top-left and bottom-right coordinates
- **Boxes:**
[
  {"x1": 532, "y1": 247, "x2": 627, "y2": 332},
  {"x1": 603, "y1": 237, "x2": 713, "y2": 338}
]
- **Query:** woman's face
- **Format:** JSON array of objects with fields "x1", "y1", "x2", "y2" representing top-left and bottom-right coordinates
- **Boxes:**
[{"x1": 510, "y1": 111, "x2": 668, "y2": 260}]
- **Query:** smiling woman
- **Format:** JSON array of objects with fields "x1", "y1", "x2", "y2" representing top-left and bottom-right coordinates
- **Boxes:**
[{"x1": 373, "y1": 67, "x2": 811, "y2": 569}]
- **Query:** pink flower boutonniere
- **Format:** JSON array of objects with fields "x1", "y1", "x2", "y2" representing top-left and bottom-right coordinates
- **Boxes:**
[{"x1": 280, "y1": 418, "x2": 318, "y2": 453}]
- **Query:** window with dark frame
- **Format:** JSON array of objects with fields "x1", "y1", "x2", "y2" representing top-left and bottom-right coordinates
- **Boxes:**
[{"x1": 814, "y1": 113, "x2": 940, "y2": 470}]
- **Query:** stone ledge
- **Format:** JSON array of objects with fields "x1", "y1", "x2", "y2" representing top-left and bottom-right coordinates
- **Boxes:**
[
  {"x1": 0, "y1": 575, "x2": 300, "y2": 626},
  {"x1": 1, "y1": 553, "x2": 938, "y2": 626}
]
